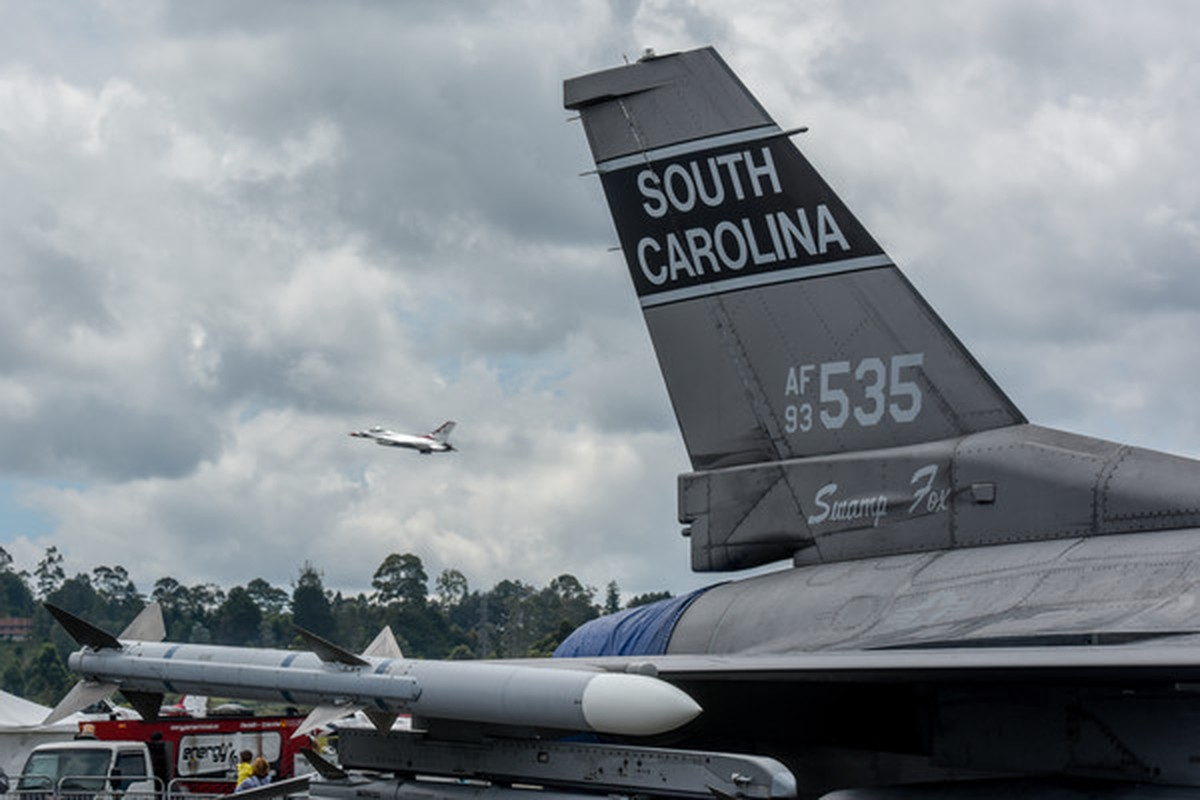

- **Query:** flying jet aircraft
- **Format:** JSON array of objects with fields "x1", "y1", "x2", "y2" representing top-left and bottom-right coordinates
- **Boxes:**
[
  {"x1": 349, "y1": 421, "x2": 456, "y2": 453},
  {"x1": 553, "y1": 46, "x2": 1200, "y2": 799}
]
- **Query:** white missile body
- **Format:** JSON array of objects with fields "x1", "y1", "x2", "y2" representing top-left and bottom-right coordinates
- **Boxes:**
[{"x1": 47, "y1": 605, "x2": 700, "y2": 738}]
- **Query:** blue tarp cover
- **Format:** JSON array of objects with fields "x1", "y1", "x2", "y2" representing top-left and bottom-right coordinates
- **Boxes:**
[{"x1": 553, "y1": 585, "x2": 714, "y2": 657}]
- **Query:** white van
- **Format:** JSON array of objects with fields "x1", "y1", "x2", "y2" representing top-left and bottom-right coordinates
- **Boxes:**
[{"x1": 17, "y1": 740, "x2": 158, "y2": 800}]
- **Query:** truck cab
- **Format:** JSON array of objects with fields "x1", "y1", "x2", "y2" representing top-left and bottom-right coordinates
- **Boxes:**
[{"x1": 18, "y1": 740, "x2": 158, "y2": 799}]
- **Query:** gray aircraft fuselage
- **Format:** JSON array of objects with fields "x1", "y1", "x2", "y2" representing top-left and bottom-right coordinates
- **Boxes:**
[{"x1": 558, "y1": 47, "x2": 1200, "y2": 799}]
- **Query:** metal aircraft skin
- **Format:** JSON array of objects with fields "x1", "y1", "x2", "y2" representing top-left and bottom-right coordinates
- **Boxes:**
[
  {"x1": 555, "y1": 47, "x2": 1200, "y2": 799},
  {"x1": 349, "y1": 420, "x2": 456, "y2": 453}
]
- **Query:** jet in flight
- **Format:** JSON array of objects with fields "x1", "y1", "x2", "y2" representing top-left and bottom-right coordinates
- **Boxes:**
[{"x1": 349, "y1": 421, "x2": 456, "y2": 453}]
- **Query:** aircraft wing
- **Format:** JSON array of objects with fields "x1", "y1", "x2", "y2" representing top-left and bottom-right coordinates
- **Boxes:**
[{"x1": 540, "y1": 643, "x2": 1200, "y2": 796}]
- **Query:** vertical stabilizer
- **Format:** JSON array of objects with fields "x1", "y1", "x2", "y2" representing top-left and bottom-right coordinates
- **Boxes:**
[
  {"x1": 430, "y1": 421, "x2": 456, "y2": 445},
  {"x1": 565, "y1": 48, "x2": 1023, "y2": 472}
]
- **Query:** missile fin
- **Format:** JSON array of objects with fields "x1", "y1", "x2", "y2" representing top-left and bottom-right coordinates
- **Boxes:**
[
  {"x1": 294, "y1": 626, "x2": 369, "y2": 666},
  {"x1": 119, "y1": 603, "x2": 166, "y2": 642},
  {"x1": 362, "y1": 626, "x2": 403, "y2": 660},
  {"x1": 363, "y1": 709, "x2": 399, "y2": 734},
  {"x1": 45, "y1": 603, "x2": 121, "y2": 650},
  {"x1": 44, "y1": 679, "x2": 118, "y2": 726},
  {"x1": 122, "y1": 689, "x2": 164, "y2": 721},
  {"x1": 226, "y1": 774, "x2": 310, "y2": 799},
  {"x1": 297, "y1": 748, "x2": 347, "y2": 780},
  {"x1": 296, "y1": 702, "x2": 363, "y2": 738}
]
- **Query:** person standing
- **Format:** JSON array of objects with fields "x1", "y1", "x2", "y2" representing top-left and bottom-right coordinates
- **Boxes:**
[
  {"x1": 235, "y1": 757, "x2": 273, "y2": 793},
  {"x1": 235, "y1": 750, "x2": 254, "y2": 788}
]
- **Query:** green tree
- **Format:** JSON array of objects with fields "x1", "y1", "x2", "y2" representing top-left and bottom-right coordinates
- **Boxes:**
[
  {"x1": 34, "y1": 546, "x2": 65, "y2": 599},
  {"x1": 247, "y1": 578, "x2": 292, "y2": 647},
  {"x1": 23, "y1": 643, "x2": 72, "y2": 705},
  {"x1": 544, "y1": 574, "x2": 598, "y2": 625},
  {"x1": 93, "y1": 565, "x2": 142, "y2": 621},
  {"x1": 186, "y1": 583, "x2": 226, "y2": 618},
  {"x1": 189, "y1": 620, "x2": 213, "y2": 643},
  {"x1": 368, "y1": 556, "x2": 462, "y2": 657},
  {"x1": 2, "y1": 658, "x2": 26, "y2": 697},
  {"x1": 0, "y1": 570, "x2": 35, "y2": 616},
  {"x1": 246, "y1": 578, "x2": 289, "y2": 616},
  {"x1": 152, "y1": 576, "x2": 193, "y2": 639},
  {"x1": 446, "y1": 643, "x2": 475, "y2": 660},
  {"x1": 627, "y1": 590, "x2": 673, "y2": 608},
  {"x1": 330, "y1": 592, "x2": 383, "y2": 652},
  {"x1": 604, "y1": 581, "x2": 621, "y2": 615},
  {"x1": 214, "y1": 586, "x2": 263, "y2": 645},
  {"x1": 371, "y1": 553, "x2": 429, "y2": 609},
  {"x1": 480, "y1": 579, "x2": 534, "y2": 658},
  {"x1": 46, "y1": 573, "x2": 99, "y2": 617},
  {"x1": 150, "y1": 579, "x2": 225, "y2": 640},
  {"x1": 527, "y1": 620, "x2": 576, "y2": 657},
  {"x1": 292, "y1": 563, "x2": 335, "y2": 639},
  {"x1": 435, "y1": 569, "x2": 469, "y2": 610}
]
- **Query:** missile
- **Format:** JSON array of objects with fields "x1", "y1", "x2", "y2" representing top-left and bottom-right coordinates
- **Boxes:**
[{"x1": 44, "y1": 603, "x2": 701, "y2": 738}]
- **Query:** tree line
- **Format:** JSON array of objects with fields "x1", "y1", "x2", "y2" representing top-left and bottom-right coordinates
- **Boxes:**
[{"x1": 0, "y1": 545, "x2": 672, "y2": 705}]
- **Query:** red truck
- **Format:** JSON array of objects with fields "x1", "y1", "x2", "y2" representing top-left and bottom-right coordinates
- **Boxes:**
[{"x1": 79, "y1": 714, "x2": 311, "y2": 794}]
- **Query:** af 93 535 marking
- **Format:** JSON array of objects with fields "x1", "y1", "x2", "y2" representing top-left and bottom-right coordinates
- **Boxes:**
[{"x1": 783, "y1": 353, "x2": 925, "y2": 434}]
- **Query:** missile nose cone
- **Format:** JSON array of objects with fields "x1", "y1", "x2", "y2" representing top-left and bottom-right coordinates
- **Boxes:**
[{"x1": 579, "y1": 672, "x2": 701, "y2": 736}]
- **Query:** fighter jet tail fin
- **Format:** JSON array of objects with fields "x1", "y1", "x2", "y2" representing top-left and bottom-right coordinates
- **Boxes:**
[
  {"x1": 430, "y1": 421, "x2": 456, "y2": 444},
  {"x1": 565, "y1": 47, "x2": 1030, "y2": 572},
  {"x1": 565, "y1": 47, "x2": 1023, "y2": 473}
]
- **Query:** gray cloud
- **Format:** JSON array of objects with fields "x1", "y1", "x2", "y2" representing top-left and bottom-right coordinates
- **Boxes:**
[{"x1": 1, "y1": 1, "x2": 1198, "y2": 603}]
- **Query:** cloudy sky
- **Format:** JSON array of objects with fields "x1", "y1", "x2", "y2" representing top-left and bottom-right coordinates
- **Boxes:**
[{"x1": 1, "y1": 0, "x2": 1198, "y2": 604}]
